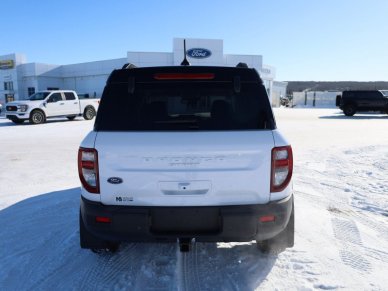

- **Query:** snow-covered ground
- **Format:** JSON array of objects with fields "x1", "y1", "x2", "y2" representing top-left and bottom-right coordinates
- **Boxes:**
[{"x1": 0, "y1": 109, "x2": 387, "y2": 290}]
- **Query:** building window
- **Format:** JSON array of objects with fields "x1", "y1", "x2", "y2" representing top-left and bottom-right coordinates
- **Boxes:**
[
  {"x1": 28, "y1": 87, "x2": 35, "y2": 96},
  {"x1": 4, "y1": 81, "x2": 14, "y2": 91}
]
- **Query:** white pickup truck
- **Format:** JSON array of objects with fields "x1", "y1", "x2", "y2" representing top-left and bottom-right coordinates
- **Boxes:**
[
  {"x1": 5, "y1": 90, "x2": 99, "y2": 124},
  {"x1": 78, "y1": 64, "x2": 294, "y2": 254}
]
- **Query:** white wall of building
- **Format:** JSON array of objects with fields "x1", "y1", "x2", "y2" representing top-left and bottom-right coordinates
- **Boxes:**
[
  {"x1": 272, "y1": 81, "x2": 288, "y2": 107},
  {"x1": 224, "y1": 54, "x2": 262, "y2": 71},
  {"x1": 0, "y1": 53, "x2": 28, "y2": 104},
  {"x1": 127, "y1": 52, "x2": 173, "y2": 67},
  {"x1": 60, "y1": 58, "x2": 126, "y2": 97},
  {"x1": 292, "y1": 91, "x2": 341, "y2": 108}
]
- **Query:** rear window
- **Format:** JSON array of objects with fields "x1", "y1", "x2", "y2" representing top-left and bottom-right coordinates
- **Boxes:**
[
  {"x1": 343, "y1": 91, "x2": 383, "y2": 99},
  {"x1": 95, "y1": 80, "x2": 274, "y2": 131}
]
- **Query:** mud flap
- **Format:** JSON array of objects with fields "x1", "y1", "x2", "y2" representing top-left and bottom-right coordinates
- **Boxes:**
[
  {"x1": 79, "y1": 211, "x2": 119, "y2": 252},
  {"x1": 257, "y1": 202, "x2": 295, "y2": 254}
]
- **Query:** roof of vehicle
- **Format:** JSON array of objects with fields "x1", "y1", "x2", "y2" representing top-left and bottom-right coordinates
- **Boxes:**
[
  {"x1": 342, "y1": 90, "x2": 385, "y2": 93},
  {"x1": 35, "y1": 90, "x2": 77, "y2": 93}
]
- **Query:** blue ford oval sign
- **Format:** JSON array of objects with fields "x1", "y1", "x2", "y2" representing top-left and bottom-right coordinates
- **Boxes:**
[
  {"x1": 107, "y1": 177, "x2": 123, "y2": 184},
  {"x1": 187, "y1": 48, "x2": 212, "y2": 59}
]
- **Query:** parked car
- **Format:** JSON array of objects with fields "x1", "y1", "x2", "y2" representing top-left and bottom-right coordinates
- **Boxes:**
[
  {"x1": 5, "y1": 90, "x2": 99, "y2": 124},
  {"x1": 78, "y1": 64, "x2": 294, "y2": 254},
  {"x1": 338, "y1": 90, "x2": 388, "y2": 116}
]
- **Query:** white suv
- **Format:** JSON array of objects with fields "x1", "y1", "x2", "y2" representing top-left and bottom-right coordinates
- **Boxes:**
[{"x1": 78, "y1": 64, "x2": 294, "y2": 253}]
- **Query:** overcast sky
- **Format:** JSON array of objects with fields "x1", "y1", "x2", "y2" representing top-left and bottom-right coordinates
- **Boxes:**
[{"x1": 1, "y1": 0, "x2": 387, "y2": 81}]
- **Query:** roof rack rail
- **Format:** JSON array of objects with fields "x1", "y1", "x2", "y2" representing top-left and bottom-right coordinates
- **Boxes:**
[
  {"x1": 122, "y1": 63, "x2": 137, "y2": 69},
  {"x1": 236, "y1": 62, "x2": 248, "y2": 68}
]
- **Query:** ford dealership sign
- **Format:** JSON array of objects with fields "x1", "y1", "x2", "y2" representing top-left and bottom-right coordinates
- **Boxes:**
[{"x1": 187, "y1": 48, "x2": 212, "y2": 59}]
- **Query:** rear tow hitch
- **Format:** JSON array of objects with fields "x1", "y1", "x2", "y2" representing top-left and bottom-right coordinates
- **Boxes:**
[{"x1": 178, "y1": 238, "x2": 195, "y2": 252}]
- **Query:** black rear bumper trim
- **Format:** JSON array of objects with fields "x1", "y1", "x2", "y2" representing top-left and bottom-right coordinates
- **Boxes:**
[{"x1": 80, "y1": 194, "x2": 293, "y2": 243}]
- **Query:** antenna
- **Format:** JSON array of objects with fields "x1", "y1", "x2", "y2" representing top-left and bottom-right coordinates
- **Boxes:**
[{"x1": 180, "y1": 39, "x2": 190, "y2": 66}]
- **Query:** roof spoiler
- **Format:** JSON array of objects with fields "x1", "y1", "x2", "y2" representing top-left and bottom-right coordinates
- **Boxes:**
[
  {"x1": 122, "y1": 63, "x2": 137, "y2": 69},
  {"x1": 236, "y1": 62, "x2": 248, "y2": 68}
]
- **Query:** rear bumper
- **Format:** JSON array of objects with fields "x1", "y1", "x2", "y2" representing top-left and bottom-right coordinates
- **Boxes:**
[{"x1": 80, "y1": 194, "x2": 294, "y2": 243}]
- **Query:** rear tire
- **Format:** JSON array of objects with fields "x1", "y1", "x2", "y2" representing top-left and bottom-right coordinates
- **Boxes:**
[
  {"x1": 343, "y1": 104, "x2": 356, "y2": 116},
  {"x1": 83, "y1": 106, "x2": 96, "y2": 120},
  {"x1": 257, "y1": 203, "x2": 295, "y2": 254},
  {"x1": 29, "y1": 110, "x2": 46, "y2": 124}
]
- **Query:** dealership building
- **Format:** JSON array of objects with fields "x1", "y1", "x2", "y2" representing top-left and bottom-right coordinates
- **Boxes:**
[{"x1": 0, "y1": 38, "x2": 286, "y2": 107}]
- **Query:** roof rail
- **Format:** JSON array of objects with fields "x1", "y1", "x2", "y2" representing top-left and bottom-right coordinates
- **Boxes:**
[
  {"x1": 236, "y1": 62, "x2": 248, "y2": 68},
  {"x1": 121, "y1": 63, "x2": 137, "y2": 69}
]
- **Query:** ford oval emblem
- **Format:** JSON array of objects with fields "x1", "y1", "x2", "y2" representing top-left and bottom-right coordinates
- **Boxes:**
[
  {"x1": 187, "y1": 48, "x2": 212, "y2": 59},
  {"x1": 107, "y1": 177, "x2": 123, "y2": 184}
]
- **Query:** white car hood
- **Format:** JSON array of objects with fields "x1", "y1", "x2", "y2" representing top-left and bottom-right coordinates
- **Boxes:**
[{"x1": 7, "y1": 100, "x2": 43, "y2": 107}]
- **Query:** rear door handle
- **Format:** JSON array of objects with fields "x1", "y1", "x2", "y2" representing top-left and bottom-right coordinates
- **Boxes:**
[
  {"x1": 59, "y1": 103, "x2": 65, "y2": 105},
  {"x1": 74, "y1": 102, "x2": 78, "y2": 104}
]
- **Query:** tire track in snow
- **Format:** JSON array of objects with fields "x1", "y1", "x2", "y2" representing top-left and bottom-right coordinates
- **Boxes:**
[
  {"x1": 178, "y1": 242, "x2": 242, "y2": 291},
  {"x1": 179, "y1": 243, "x2": 202, "y2": 291},
  {"x1": 132, "y1": 243, "x2": 177, "y2": 291},
  {"x1": 339, "y1": 250, "x2": 371, "y2": 272},
  {"x1": 79, "y1": 243, "x2": 140, "y2": 291},
  {"x1": 18, "y1": 226, "x2": 74, "y2": 290},
  {"x1": 296, "y1": 188, "x2": 388, "y2": 241},
  {"x1": 81, "y1": 243, "x2": 177, "y2": 291},
  {"x1": 295, "y1": 189, "x2": 374, "y2": 274},
  {"x1": 363, "y1": 247, "x2": 388, "y2": 264},
  {"x1": 28, "y1": 229, "x2": 79, "y2": 290},
  {"x1": 331, "y1": 216, "x2": 371, "y2": 272},
  {"x1": 331, "y1": 217, "x2": 362, "y2": 245}
]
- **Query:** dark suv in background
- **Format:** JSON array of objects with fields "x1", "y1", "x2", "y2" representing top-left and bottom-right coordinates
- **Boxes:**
[{"x1": 337, "y1": 90, "x2": 388, "y2": 116}]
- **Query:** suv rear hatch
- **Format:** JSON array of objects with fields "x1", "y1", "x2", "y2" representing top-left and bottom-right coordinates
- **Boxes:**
[{"x1": 94, "y1": 66, "x2": 276, "y2": 207}]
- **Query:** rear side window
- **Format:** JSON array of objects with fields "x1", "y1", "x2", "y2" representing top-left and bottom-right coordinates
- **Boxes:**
[
  {"x1": 64, "y1": 92, "x2": 76, "y2": 100},
  {"x1": 381, "y1": 90, "x2": 388, "y2": 97},
  {"x1": 344, "y1": 91, "x2": 383, "y2": 99},
  {"x1": 368, "y1": 91, "x2": 383, "y2": 99},
  {"x1": 95, "y1": 81, "x2": 274, "y2": 131}
]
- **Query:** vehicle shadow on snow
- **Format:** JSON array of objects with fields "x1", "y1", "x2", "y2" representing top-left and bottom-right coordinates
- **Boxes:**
[
  {"x1": 0, "y1": 188, "x2": 277, "y2": 290},
  {"x1": 319, "y1": 113, "x2": 388, "y2": 120},
  {"x1": 0, "y1": 118, "x2": 88, "y2": 127}
]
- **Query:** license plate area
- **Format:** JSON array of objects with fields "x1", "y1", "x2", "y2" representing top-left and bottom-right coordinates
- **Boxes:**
[{"x1": 150, "y1": 207, "x2": 221, "y2": 235}]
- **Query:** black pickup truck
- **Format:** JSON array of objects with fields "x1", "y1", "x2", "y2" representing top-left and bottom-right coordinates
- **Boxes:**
[{"x1": 337, "y1": 90, "x2": 388, "y2": 116}]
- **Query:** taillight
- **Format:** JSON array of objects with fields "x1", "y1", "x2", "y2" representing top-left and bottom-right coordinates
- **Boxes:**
[
  {"x1": 78, "y1": 147, "x2": 100, "y2": 194},
  {"x1": 271, "y1": 146, "x2": 293, "y2": 192}
]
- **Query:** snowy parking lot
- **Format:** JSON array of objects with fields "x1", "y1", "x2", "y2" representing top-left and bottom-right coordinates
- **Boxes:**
[{"x1": 0, "y1": 108, "x2": 387, "y2": 290}]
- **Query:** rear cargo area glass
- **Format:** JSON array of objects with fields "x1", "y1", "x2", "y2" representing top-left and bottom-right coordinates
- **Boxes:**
[{"x1": 96, "y1": 81, "x2": 273, "y2": 131}]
